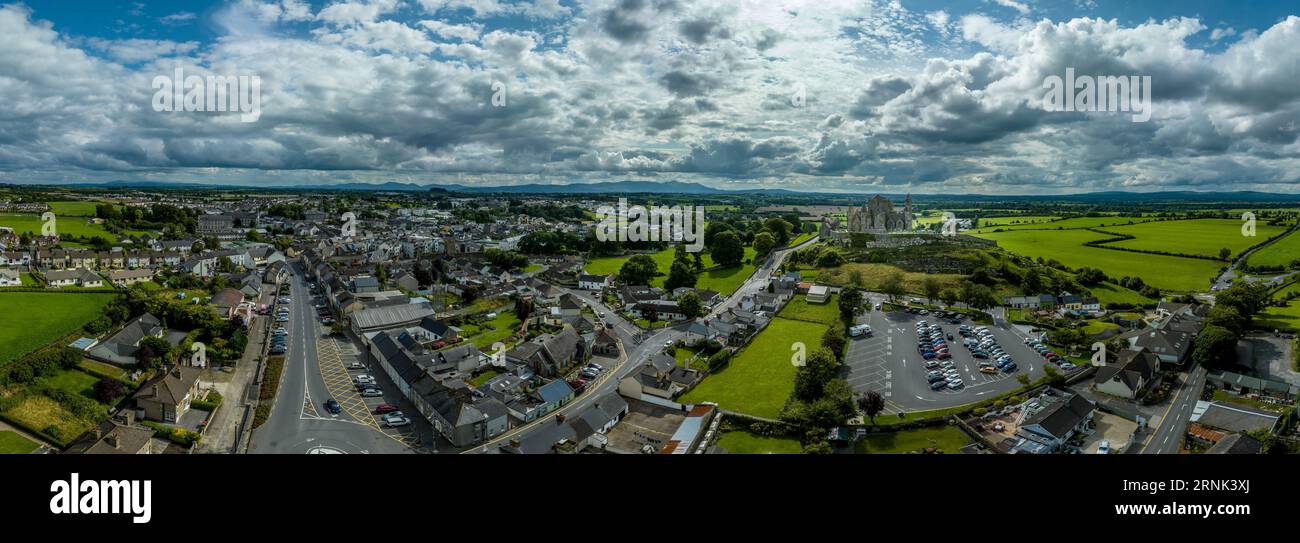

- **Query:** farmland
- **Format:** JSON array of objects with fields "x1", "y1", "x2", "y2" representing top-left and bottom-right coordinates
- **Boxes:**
[
  {"x1": 973, "y1": 229, "x2": 1222, "y2": 292},
  {"x1": 1246, "y1": 229, "x2": 1300, "y2": 270},
  {"x1": 0, "y1": 292, "x2": 117, "y2": 366},
  {"x1": 971, "y1": 215, "x2": 1158, "y2": 233},
  {"x1": 0, "y1": 213, "x2": 117, "y2": 240},
  {"x1": 1095, "y1": 218, "x2": 1286, "y2": 259},
  {"x1": 977, "y1": 215, "x2": 1061, "y2": 227}
]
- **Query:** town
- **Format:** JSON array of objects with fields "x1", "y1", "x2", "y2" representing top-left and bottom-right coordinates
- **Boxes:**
[{"x1": 1, "y1": 187, "x2": 1296, "y2": 456}]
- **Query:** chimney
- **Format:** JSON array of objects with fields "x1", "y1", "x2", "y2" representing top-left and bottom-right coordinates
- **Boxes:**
[
  {"x1": 122, "y1": 410, "x2": 135, "y2": 426},
  {"x1": 106, "y1": 434, "x2": 119, "y2": 449}
]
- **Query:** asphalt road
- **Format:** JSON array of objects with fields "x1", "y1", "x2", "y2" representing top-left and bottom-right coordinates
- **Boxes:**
[
  {"x1": 250, "y1": 264, "x2": 412, "y2": 454},
  {"x1": 1142, "y1": 364, "x2": 1207, "y2": 455}
]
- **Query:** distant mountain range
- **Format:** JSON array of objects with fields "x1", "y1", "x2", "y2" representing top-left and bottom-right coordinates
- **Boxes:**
[{"x1": 32, "y1": 179, "x2": 1300, "y2": 201}]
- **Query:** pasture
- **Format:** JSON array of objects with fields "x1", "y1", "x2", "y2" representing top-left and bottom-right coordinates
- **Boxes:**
[
  {"x1": 0, "y1": 292, "x2": 116, "y2": 366},
  {"x1": 1096, "y1": 219, "x2": 1286, "y2": 259},
  {"x1": 584, "y1": 245, "x2": 759, "y2": 296},
  {"x1": 1246, "y1": 230, "x2": 1300, "y2": 270},
  {"x1": 679, "y1": 316, "x2": 827, "y2": 419}
]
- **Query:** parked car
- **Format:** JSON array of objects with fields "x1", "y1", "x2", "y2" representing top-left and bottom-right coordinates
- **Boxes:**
[
  {"x1": 979, "y1": 366, "x2": 999, "y2": 374},
  {"x1": 849, "y1": 324, "x2": 872, "y2": 337},
  {"x1": 348, "y1": 361, "x2": 365, "y2": 370},
  {"x1": 384, "y1": 417, "x2": 411, "y2": 428},
  {"x1": 929, "y1": 380, "x2": 947, "y2": 390},
  {"x1": 360, "y1": 388, "x2": 383, "y2": 397},
  {"x1": 579, "y1": 369, "x2": 598, "y2": 379},
  {"x1": 927, "y1": 373, "x2": 947, "y2": 383},
  {"x1": 373, "y1": 404, "x2": 399, "y2": 414}
]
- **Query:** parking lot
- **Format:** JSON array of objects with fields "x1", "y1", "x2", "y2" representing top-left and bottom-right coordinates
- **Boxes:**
[{"x1": 845, "y1": 301, "x2": 1050, "y2": 412}]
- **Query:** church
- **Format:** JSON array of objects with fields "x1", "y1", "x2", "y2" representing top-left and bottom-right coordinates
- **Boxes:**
[{"x1": 847, "y1": 194, "x2": 914, "y2": 233}]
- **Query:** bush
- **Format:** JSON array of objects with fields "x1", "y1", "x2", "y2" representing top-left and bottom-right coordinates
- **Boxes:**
[
  {"x1": 707, "y1": 350, "x2": 732, "y2": 371},
  {"x1": 973, "y1": 407, "x2": 988, "y2": 417},
  {"x1": 191, "y1": 389, "x2": 223, "y2": 411},
  {"x1": 993, "y1": 400, "x2": 1006, "y2": 410}
]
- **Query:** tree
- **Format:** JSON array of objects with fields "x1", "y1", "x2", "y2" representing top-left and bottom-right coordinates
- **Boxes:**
[
  {"x1": 460, "y1": 285, "x2": 480, "y2": 304},
  {"x1": 816, "y1": 248, "x2": 845, "y2": 267},
  {"x1": 663, "y1": 258, "x2": 698, "y2": 292},
  {"x1": 618, "y1": 254, "x2": 659, "y2": 285},
  {"x1": 838, "y1": 287, "x2": 863, "y2": 323},
  {"x1": 94, "y1": 377, "x2": 125, "y2": 404},
  {"x1": 858, "y1": 390, "x2": 885, "y2": 424},
  {"x1": 1191, "y1": 325, "x2": 1238, "y2": 367},
  {"x1": 678, "y1": 291, "x2": 704, "y2": 319},
  {"x1": 710, "y1": 230, "x2": 744, "y2": 267},
  {"x1": 1215, "y1": 281, "x2": 1272, "y2": 324},
  {"x1": 136, "y1": 336, "x2": 173, "y2": 369},
  {"x1": 922, "y1": 277, "x2": 942, "y2": 304},
  {"x1": 793, "y1": 347, "x2": 841, "y2": 402},
  {"x1": 763, "y1": 217, "x2": 793, "y2": 246},
  {"x1": 821, "y1": 326, "x2": 846, "y2": 359},
  {"x1": 1219, "y1": 247, "x2": 1231, "y2": 260},
  {"x1": 514, "y1": 295, "x2": 534, "y2": 321},
  {"x1": 1076, "y1": 267, "x2": 1108, "y2": 287},
  {"x1": 1021, "y1": 268, "x2": 1043, "y2": 293},
  {"x1": 848, "y1": 269, "x2": 864, "y2": 287},
  {"x1": 752, "y1": 231, "x2": 776, "y2": 256},
  {"x1": 1205, "y1": 304, "x2": 1246, "y2": 337},
  {"x1": 880, "y1": 271, "x2": 905, "y2": 302}
]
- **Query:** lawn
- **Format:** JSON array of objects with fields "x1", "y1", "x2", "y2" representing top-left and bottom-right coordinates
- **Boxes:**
[
  {"x1": 973, "y1": 229, "x2": 1221, "y2": 292},
  {"x1": 777, "y1": 294, "x2": 840, "y2": 325},
  {"x1": 523, "y1": 263, "x2": 542, "y2": 273},
  {"x1": 1257, "y1": 300, "x2": 1300, "y2": 332},
  {"x1": 0, "y1": 431, "x2": 39, "y2": 454},
  {"x1": 41, "y1": 369, "x2": 107, "y2": 405},
  {"x1": 788, "y1": 231, "x2": 816, "y2": 247},
  {"x1": 1081, "y1": 320, "x2": 1120, "y2": 336},
  {"x1": 1097, "y1": 219, "x2": 1287, "y2": 259},
  {"x1": 465, "y1": 312, "x2": 522, "y2": 349},
  {"x1": 716, "y1": 430, "x2": 803, "y2": 454},
  {"x1": 1247, "y1": 229, "x2": 1300, "y2": 269},
  {"x1": 854, "y1": 425, "x2": 971, "y2": 454},
  {"x1": 585, "y1": 245, "x2": 759, "y2": 296},
  {"x1": 679, "y1": 317, "x2": 828, "y2": 419},
  {"x1": 469, "y1": 369, "x2": 501, "y2": 387},
  {"x1": 79, "y1": 358, "x2": 145, "y2": 387},
  {"x1": 977, "y1": 215, "x2": 1061, "y2": 227},
  {"x1": 46, "y1": 201, "x2": 102, "y2": 217},
  {"x1": 0, "y1": 292, "x2": 117, "y2": 366}
]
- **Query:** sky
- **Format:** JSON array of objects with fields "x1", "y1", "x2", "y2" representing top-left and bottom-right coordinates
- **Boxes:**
[{"x1": 1, "y1": 0, "x2": 1300, "y2": 194}]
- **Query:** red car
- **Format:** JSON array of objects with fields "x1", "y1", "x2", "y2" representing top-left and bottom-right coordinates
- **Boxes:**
[
  {"x1": 936, "y1": 352, "x2": 951, "y2": 360},
  {"x1": 373, "y1": 404, "x2": 399, "y2": 414}
]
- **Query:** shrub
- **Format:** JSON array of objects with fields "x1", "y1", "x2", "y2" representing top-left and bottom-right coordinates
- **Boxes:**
[
  {"x1": 707, "y1": 349, "x2": 732, "y2": 371},
  {"x1": 973, "y1": 407, "x2": 988, "y2": 417},
  {"x1": 993, "y1": 400, "x2": 1006, "y2": 410}
]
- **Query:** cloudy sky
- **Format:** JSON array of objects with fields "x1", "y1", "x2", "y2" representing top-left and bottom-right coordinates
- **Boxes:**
[{"x1": 1, "y1": 0, "x2": 1299, "y2": 194}]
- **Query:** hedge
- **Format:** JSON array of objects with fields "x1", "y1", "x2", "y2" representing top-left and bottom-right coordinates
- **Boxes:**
[{"x1": 141, "y1": 420, "x2": 201, "y2": 447}]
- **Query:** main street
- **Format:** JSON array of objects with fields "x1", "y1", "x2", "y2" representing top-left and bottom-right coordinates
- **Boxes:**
[
  {"x1": 250, "y1": 263, "x2": 412, "y2": 454},
  {"x1": 1140, "y1": 364, "x2": 1208, "y2": 454}
]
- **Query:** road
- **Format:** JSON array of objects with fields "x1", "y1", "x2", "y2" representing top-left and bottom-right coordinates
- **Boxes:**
[
  {"x1": 250, "y1": 263, "x2": 412, "y2": 454},
  {"x1": 1141, "y1": 364, "x2": 1207, "y2": 454},
  {"x1": 1211, "y1": 219, "x2": 1300, "y2": 293},
  {"x1": 464, "y1": 236, "x2": 817, "y2": 453}
]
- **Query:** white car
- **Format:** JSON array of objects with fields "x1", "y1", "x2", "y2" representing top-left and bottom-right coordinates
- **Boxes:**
[
  {"x1": 849, "y1": 324, "x2": 872, "y2": 337},
  {"x1": 1097, "y1": 440, "x2": 1111, "y2": 454},
  {"x1": 384, "y1": 416, "x2": 411, "y2": 428}
]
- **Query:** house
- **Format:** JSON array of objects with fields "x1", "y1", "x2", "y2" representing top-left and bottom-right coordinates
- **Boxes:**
[
  {"x1": 351, "y1": 302, "x2": 437, "y2": 335},
  {"x1": 629, "y1": 300, "x2": 687, "y2": 321},
  {"x1": 1003, "y1": 294, "x2": 1057, "y2": 309},
  {"x1": 660, "y1": 404, "x2": 718, "y2": 454},
  {"x1": 0, "y1": 268, "x2": 20, "y2": 287},
  {"x1": 1206, "y1": 370, "x2": 1297, "y2": 403},
  {"x1": 1013, "y1": 391, "x2": 1095, "y2": 453},
  {"x1": 617, "y1": 285, "x2": 663, "y2": 305},
  {"x1": 66, "y1": 412, "x2": 154, "y2": 455},
  {"x1": 412, "y1": 316, "x2": 460, "y2": 344},
  {"x1": 499, "y1": 394, "x2": 628, "y2": 454},
  {"x1": 392, "y1": 270, "x2": 420, "y2": 292},
  {"x1": 86, "y1": 313, "x2": 166, "y2": 366},
  {"x1": 1124, "y1": 327, "x2": 1194, "y2": 366},
  {"x1": 590, "y1": 325, "x2": 619, "y2": 356},
  {"x1": 133, "y1": 366, "x2": 202, "y2": 423},
  {"x1": 506, "y1": 326, "x2": 588, "y2": 377},
  {"x1": 210, "y1": 288, "x2": 245, "y2": 320},
  {"x1": 1204, "y1": 433, "x2": 1264, "y2": 454},
  {"x1": 1057, "y1": 292, "x2": 1083, "y2": 311},
  {"x1": 1190, "y1": 401, "x2": 1281, "y2": 434},
  {"x1": 618, "y1": 353, "x2": 701, "y2": 402},
  {"x1": 549, "y1": 293, "x2": 583, "y2": 322},
  {"x1": 807, "y1": 284, "x2": 830, "y2": 304},
  {"x1": 1092, "y1": 348, "x2": 1161, "y2": 400},
  {"x1": 353, "y1": 276, "x2": 381, "y2": 293},
  {"x1": 1080, "y1": 297, "x2": 1101, "y2": 312},
  {"x1": 45, "y1": 268, "x2": 102, "y2": 288},
  {"x1": 578, "y1": 273, "x2": 611, "y2": 290},
  {"x1": 107, "y1": 268, "x2": 155, "y2": 287}
]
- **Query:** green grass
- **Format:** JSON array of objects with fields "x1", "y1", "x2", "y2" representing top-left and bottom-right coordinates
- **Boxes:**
[
  {"x1": 0, "y1": 431, "x2": 39, "y2": 454},
  {"x1": 2, "y1": 395, "x2": 93, "y2": 446},
  {"x1": 1247, "y1": 229, "x2": 1300, "y2": 269},
  {"x1": 776, "y1": 294, "x2": 840, "y2": 325},
  {"x1": 1081, "y1": 320, "x2": 1120, "y2": 335},
  {"x1": 1098, "y1": 219, "x2": 1286, "y2": 259},
  {"x1": 679, "y1": 317, "x2": 828, "y2": 419},
  {"x1": 854, "y1": 425, "x2": 971, "y2": 454},
  {"x1": 0, "y1": 292, "x2": 116, "y2": 366},
  {"x1": 973, "y1": 229, "x2": 1221, "y2": 292},
  {"x1": 971, "y1": 215, "x2": 1159, "y2": 233},
  {"x1": 469, "y1": 369, "x2": 500, "y2": 387},
  {"x1": 40, "y1": 369, "x2": 107, "y2": 405},
  {"x1": 0, "y1": 213, "x2": 117, "y2": 240},
  {"x1": 977, "y1": 215, "x2": 1061, "y2": 227},
  {"x1": 523, "y1": 264, "x2": 542, "y2": 273},
  {"x1": 78, "y1": 358, "x2": 145, "y2": 387},
  {"x1": 788, "y1": 231, "x2": 816, "y2": 247},
  {"x1": 585, "y1": 246, "x2": 758, "y2": 296},
  {"x1": 466, "y1": 312, "x2": 522, "y2": 349},
  {"x1": 1088, "y1": 282, "x2": 1155, "y2": 307},
  {"x1": 46, "y1": 201, "x2": 102, "y2": 217},
  {"x1": 1257, "y1": 299, "x2": 1300, "y2": 332},
  {"x1": 716, "y1": 430, "x2": 803, "y2": 454}
]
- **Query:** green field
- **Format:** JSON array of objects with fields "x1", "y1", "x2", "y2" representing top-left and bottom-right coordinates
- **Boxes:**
[
  {"x1": 972, "y1": 215, "x2": 1158, "y2": 233},
  {"x1": 679, "y1": 317, "x2": 827, "y2": 419},
  {"x1": 1097, "y1": 219, "x2": 1286, "y2": 259},
  {"x1": 585, "y1": 245, "x2": 758, "y2": 296},
  {"x1": 47, "y1": 201, "x2": 102, "y2": 217},
  {"x1": 1, "y1": 395, "x2": 93, "y2": 446},
  {"x1": 854, "y1": 425, "x2": 971, "y2": 454},
  {"x1": 1257, "y1": 300, "x2": 1300, "y2": 331},
  {"x1": 776, "y1": 294, "x2": 840, "y2": 325},
  {"x1": 41, "y1": 369, "x2": 107, "y2": 405},
  {"x1": 0, "y1": 431, "x2": 39, "y2": 454},
  {"x1": 716, "y1": 430, "x2": 803, "y2": 454},
  {"x1": 1088, "y1": 282, "x2": 1156, "y2": 307},
  {"x1": 0, "y1": 213, "x2": 116, "y2": 240},
  {"x1": 462, "y1": 312, "x2": 523, "y2": 349},
  {"x1": 1246, "y1": 229, "x2": 1300, "y2": 269},
  {"x1": 977, "y1": 215, "x2": 1061, "y2": 227},
  {"x1": 974, "y1": 229, "x2": 1221, "y2": 292},
  {"x1": 0, "y1": 292, "x2": 116, "y2": 366}
]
